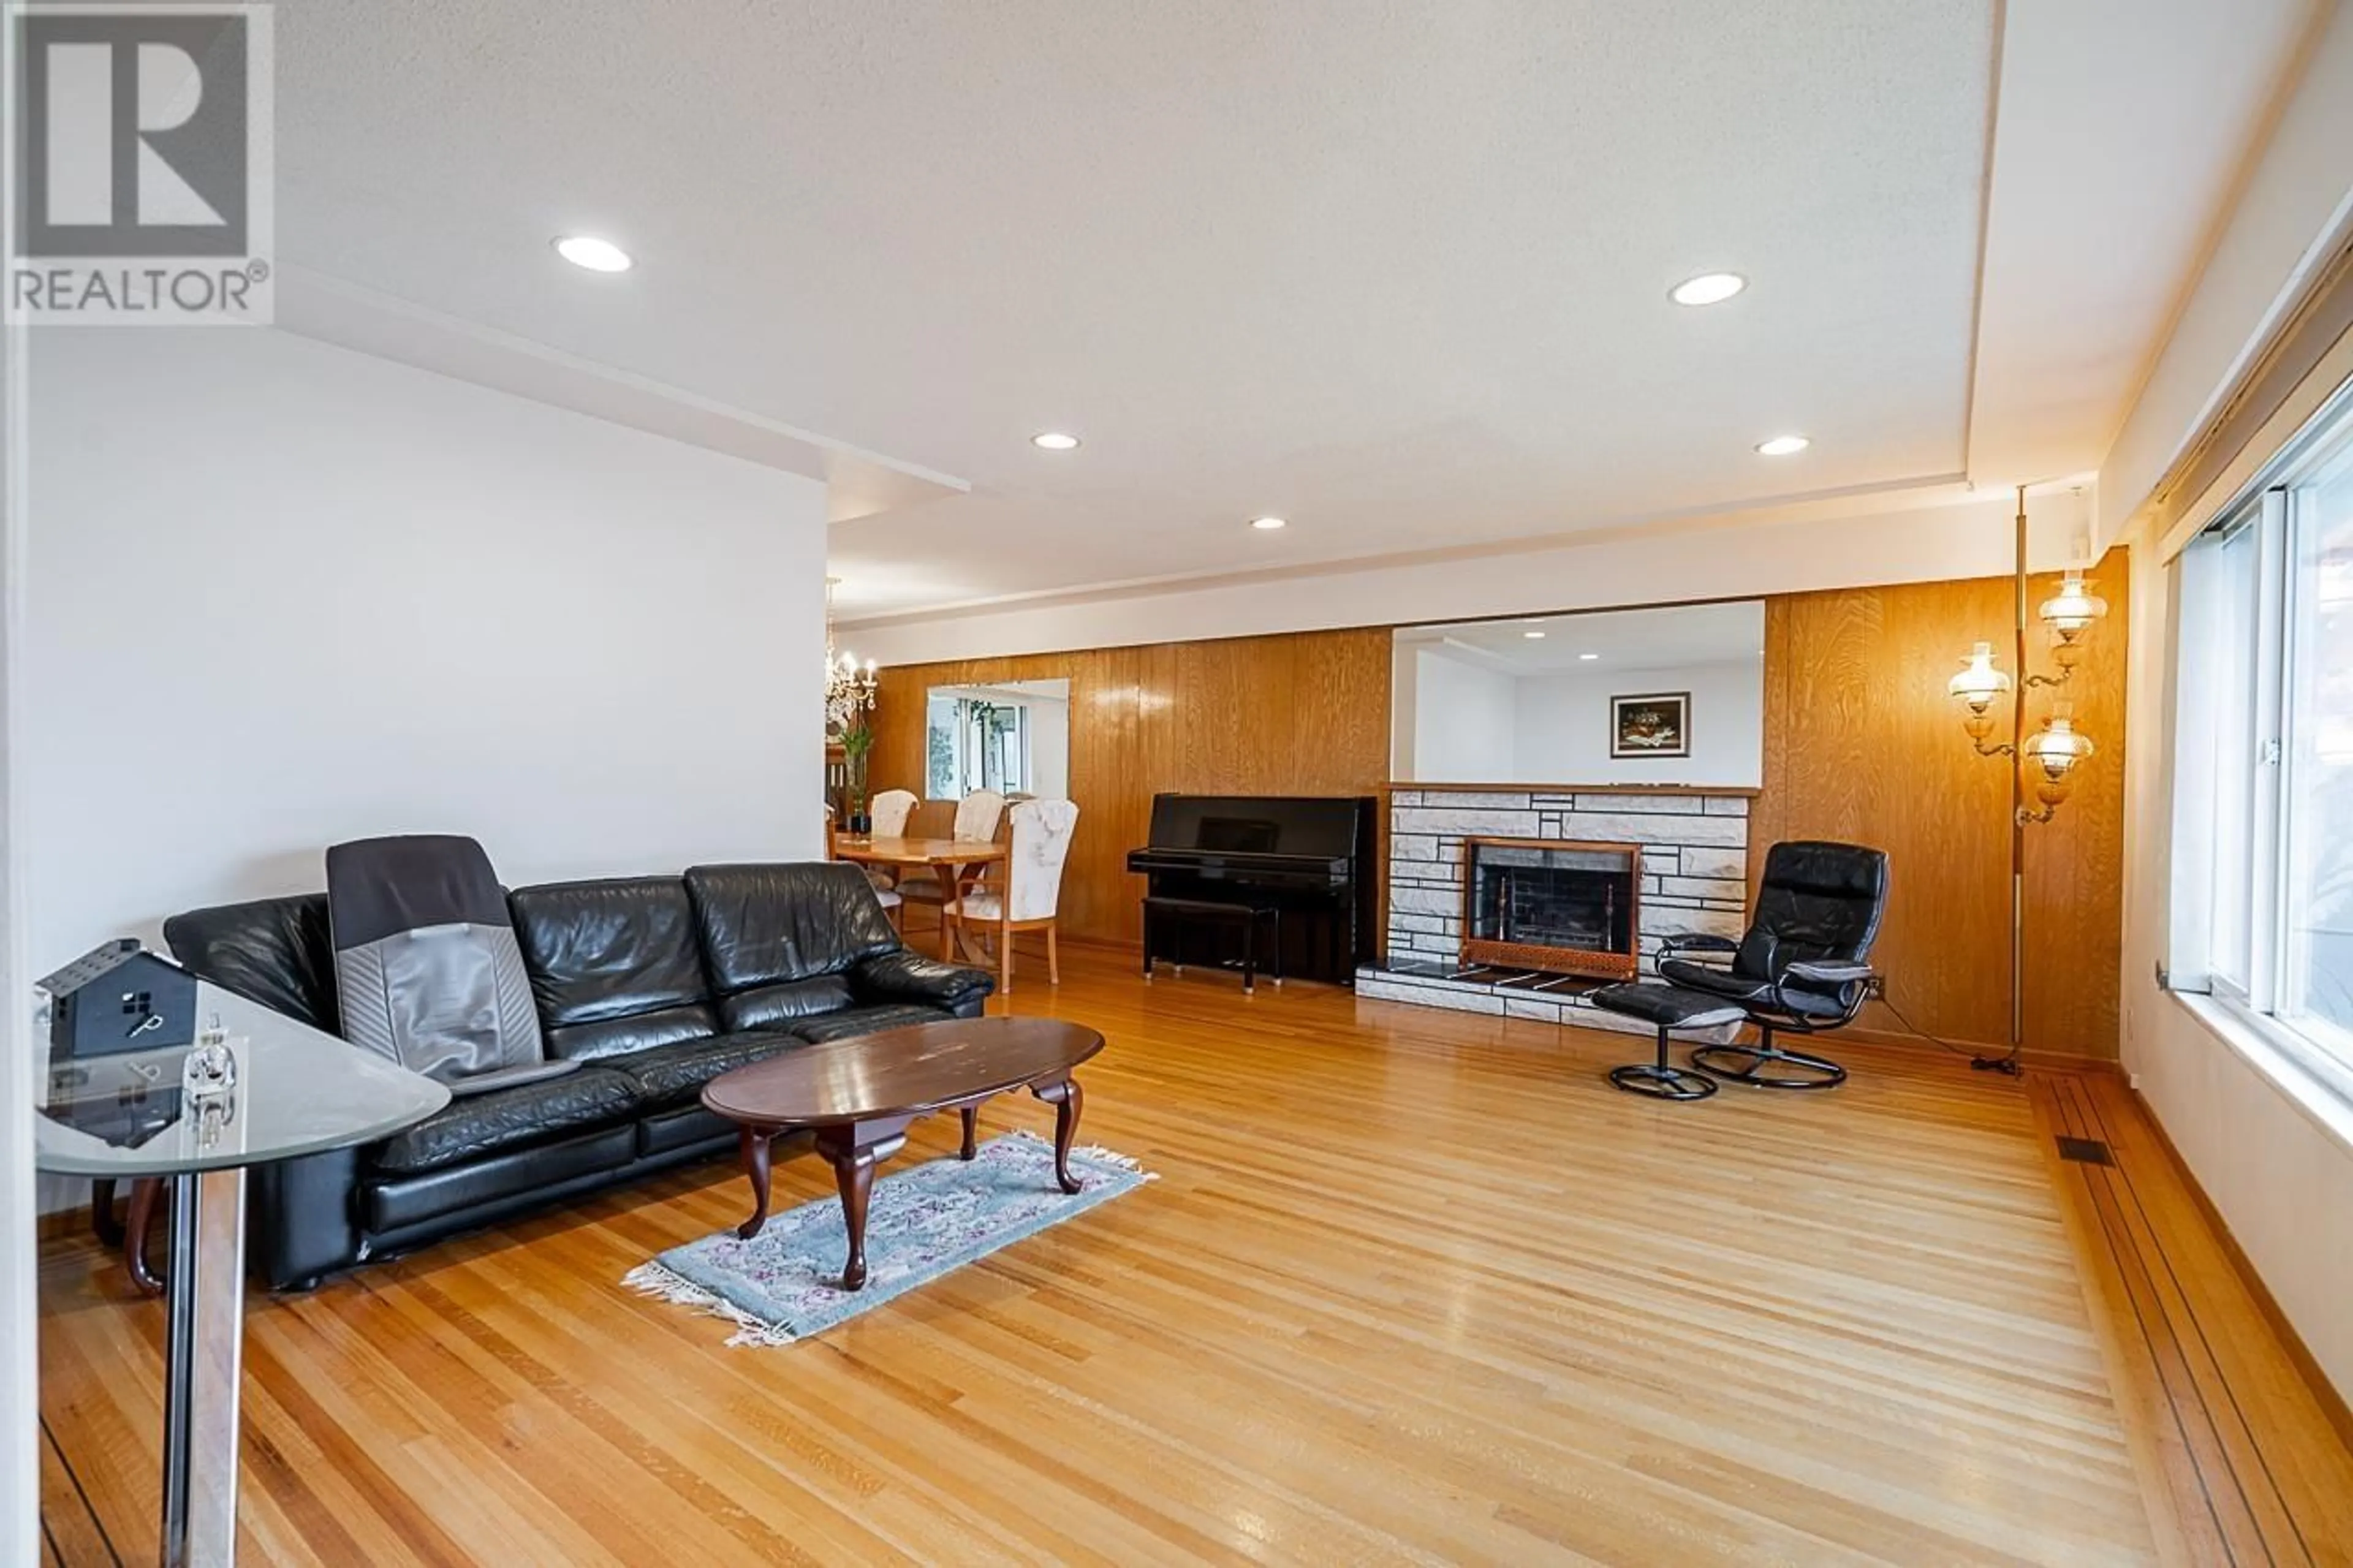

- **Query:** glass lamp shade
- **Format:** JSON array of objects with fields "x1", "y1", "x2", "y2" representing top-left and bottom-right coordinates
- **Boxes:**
[
  {"x1": 2038, "y1": 574, "x2": 2109, "y2": 638},
  {"x1": 1948, "y1": 641, "x2": 2012, "y2": 711},
  {"x1": 2022, "y1": 706, "x2": 2096, "y2": 782}
]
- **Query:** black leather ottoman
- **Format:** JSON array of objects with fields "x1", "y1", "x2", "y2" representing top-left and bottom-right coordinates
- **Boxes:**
[{"x1": 1588, "y1": 983, "x2": 1748, "y2": 1100}]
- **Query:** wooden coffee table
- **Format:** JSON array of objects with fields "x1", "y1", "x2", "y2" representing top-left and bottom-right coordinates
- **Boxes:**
[{"x1": 700, "y1": 1017, "x2": 1106, "y2": 1290}]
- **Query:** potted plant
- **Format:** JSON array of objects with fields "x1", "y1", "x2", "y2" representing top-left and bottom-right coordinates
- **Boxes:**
[{"x1": 839, "y1": 719, "x2": 876, "y2": 833}]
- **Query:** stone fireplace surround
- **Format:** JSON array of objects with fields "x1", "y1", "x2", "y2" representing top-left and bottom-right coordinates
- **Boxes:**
[{"x1": 1358, "y1": 782, "x2": 1754, "y2": 1039}]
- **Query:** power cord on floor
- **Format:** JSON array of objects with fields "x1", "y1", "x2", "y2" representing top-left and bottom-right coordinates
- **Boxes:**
[{"x1": 1872, "y1": 989, "x2": 2023, "y2": 1077}]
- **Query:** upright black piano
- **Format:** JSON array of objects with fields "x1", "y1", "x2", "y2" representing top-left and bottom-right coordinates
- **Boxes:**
[{"x1": 1124, "y1": 793, "x2": 1377, "y2": 985}]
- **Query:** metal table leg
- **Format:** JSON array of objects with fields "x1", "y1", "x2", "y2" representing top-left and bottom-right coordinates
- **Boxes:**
[{"x1": 161, "y1": 1167, "x2": 247, "y2": 1568}]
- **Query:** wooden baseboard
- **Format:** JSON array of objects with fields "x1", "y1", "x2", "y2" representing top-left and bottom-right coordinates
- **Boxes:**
[
  {"x1": 1040, "y1": 947, "x2": 2139, "y2": 1071},
  {"x1": 39, "y1": 1203, "x2": 91, "y2": 1243},
  {"x1": 1052, "y1": 931, "x2": 1362, "y2": 990},
  {"x1": 1053, "y1": 933, "x2": 1142, "y2": 955},
  {"x1": 2127, "y1": 1085, "x2": 2353, "y2": 1451},
  {"x1": 1833, "y1": 1023, "x2": 2124, "y2": 1076}
]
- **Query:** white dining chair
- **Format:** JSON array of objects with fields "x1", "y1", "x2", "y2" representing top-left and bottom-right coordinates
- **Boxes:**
[
  {"x1": 954, "y1": 789, "x2": 1007, "y2": 842},
  {"x1": 943, "y1": 798, "x2": 1079, "y2": 994},
  {"x1": 868, "y1": 789, "x2": 918, "y2": 839}
]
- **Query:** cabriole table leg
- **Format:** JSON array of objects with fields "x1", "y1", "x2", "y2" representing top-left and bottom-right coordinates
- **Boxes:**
[
  {"x1": 828, "y1": 1146, "x2": 877, "y2": 1290},
  {"x1": 1031, "y1": 1077, "x2": 1085, "y2": 1195},
  {"x1": 734, "y1": 1126, "x2": 776, "y2": 1240},
  {"x1": 810, "y1": 1119, "x2": 909, "y2": 1291}
]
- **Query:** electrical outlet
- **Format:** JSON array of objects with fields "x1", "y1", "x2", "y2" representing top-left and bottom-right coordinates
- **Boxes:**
[{"x1": 1863, "y1": 975, "x2": 1886, "y2": 999}]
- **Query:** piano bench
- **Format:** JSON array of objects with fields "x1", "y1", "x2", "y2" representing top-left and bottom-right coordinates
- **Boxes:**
[{"x1": 1142, "y1": 896, "x2": 1283, "y2": 995}]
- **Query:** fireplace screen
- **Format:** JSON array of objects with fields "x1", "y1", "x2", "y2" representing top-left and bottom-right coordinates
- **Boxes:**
[{"x1": 1461, "y1": 839, "x2": 1640, "y2": 980}]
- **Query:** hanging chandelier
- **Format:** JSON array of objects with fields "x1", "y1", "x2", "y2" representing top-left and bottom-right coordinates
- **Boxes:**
[{"x1": 824, "y1": 578, "x2": 878, "y2": 732}]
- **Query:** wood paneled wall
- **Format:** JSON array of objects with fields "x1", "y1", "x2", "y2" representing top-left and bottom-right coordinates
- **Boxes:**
[
  {"x1": 867, "y1": 629, "x2": 1392, "y2": 945},
  {"x1": 1752, "y1": 550, "x2": 2129, "y2": 1062},
  {"x1": 867, "y1": 554, "x2": 2128, "y2": 1061}
]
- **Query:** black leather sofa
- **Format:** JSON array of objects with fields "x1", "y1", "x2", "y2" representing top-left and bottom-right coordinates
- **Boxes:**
[{"x1": 161, "y1": 862, "x2": 994, "y2": 1290}]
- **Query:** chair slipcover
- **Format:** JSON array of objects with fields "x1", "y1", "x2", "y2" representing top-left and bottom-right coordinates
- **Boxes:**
[
  {"x1": 950, "y1": 798, "x2": 1078, "y2": 922},
  {"x1": 954, "y1": 789, "x2": 1007, "y2": 842}
]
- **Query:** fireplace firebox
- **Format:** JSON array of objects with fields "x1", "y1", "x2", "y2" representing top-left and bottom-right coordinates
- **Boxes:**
[{"x1": 1461, "y1": 838, "x2": 1641, "y2": 980}]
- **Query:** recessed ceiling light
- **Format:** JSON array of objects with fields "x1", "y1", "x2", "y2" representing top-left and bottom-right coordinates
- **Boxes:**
[
  {"x1": 1670, "y1": 271, "x2": 1746, "y2": 306},
  {"x1": 1578, "y1": 652, "x2": 1600, "y2": 661},
  {"x1": 1523, "y1": 629, "x2": 1547, "y2": 640},
  {"x1": 1031, "y1": 431, "x2": 1081, "y2": 451},
  {"x1": 1756, "y1": 434, "x2": 1811, "y2": 456},
  {"x1": 1250, "y1": 516, "x2": 1287, "y2": 531},
  {"x1": 553, "y1": 235, "x2": 632, "y2": 273}
]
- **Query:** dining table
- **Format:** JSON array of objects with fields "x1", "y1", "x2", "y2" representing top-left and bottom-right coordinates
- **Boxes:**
[{"x1": 831, "y1": 835, "x2": 1009, "y2": 961}]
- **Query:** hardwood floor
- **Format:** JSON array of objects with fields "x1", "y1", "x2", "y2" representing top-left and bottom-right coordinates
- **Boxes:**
[
  {"x1": 37, "y1": 942, "x2": 2353, "y2": 1565},
  {"x1": 2031, "y1": 1071, "x2": 2353, "y2": 1565}
]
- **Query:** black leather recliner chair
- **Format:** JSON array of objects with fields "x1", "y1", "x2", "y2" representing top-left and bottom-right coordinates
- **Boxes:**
[
  {"x1": 1654, "y1": 839, "x2": 1890, "y2": 1089},
  {"x1": 162, "y1": 861, "x2": 994, "y2": 1289}
]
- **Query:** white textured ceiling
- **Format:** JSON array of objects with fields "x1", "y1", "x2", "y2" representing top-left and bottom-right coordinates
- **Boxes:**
[
  {"x1": 265, "y1": 1, "x2": 2314, "y2": 621},
  {"x1": 1968, "y1": 0, "x2": 2320, "y2": 489}
]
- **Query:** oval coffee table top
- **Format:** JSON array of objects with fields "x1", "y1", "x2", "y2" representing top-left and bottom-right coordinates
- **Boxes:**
[{"x1": 700, "y1": 1017, "x2": 1104, "y2": 1126}]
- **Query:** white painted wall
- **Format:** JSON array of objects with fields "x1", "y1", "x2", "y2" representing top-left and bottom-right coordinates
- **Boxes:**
[
  {"x1": 2120, "y1": 530, "x2": 2353, "y2": 1403},
  {"x1": 1514, "y1": 659, "x2": 1763, "y2": 789},
  {"x1": 23, "y1": 327, "x2": 830, "y2": 971},
  {"x1": 1409, "y1": 650, "x2": 1517, "y2": 782},
  {"x1": 1389, "y1": 640, "x2": 1420, "y2": 779},
  {"x1": 1, "y1": 251, "x2": 38, "y2": 1565},
  {"x1": 1028, "y1": 694, "x2": 1070, "y2": 798},
  {"x1": 2097, "y1": 7, "x2": 2353, "y2": 1406}
]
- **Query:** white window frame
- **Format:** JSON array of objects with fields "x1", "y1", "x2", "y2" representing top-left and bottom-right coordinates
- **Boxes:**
[
  {"x1": 2215, "y1": 488, "x2": 2289, "y2": 1015},
  {"x1": 2173, "y1": 388, "x2": 2353, "y2": 1113}
]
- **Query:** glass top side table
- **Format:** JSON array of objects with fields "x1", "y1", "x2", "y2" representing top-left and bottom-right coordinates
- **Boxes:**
[{"x1": 36, "y1": 978, "x2": 449, "y2": 1568}]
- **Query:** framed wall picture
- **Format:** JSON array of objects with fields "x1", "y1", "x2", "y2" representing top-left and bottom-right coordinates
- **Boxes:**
[{"x1": 1610, "y1": 692, "x2": 1691, "y2": 759}]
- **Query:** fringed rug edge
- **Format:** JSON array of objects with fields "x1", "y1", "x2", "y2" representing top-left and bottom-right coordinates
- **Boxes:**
[
  {"x1": 620, "y1": 1132, "x2": 1156, "y2": 1349},
  {"x1": 621, "y1": 1260, "x2": 800, "y2": 1347}
]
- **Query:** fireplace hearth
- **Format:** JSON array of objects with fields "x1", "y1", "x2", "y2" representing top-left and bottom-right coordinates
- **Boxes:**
[{"x1": 1462, "y1": 838, "x2": 1640, "y2": 980}]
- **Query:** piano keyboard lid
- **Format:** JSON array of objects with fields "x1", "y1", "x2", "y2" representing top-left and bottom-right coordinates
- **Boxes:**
[{"x1": 1142, "y1": 793, "x2": 1366, "y2": 861}]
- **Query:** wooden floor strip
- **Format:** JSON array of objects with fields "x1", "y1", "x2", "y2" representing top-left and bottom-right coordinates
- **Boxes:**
[
  {"x1": 37, "y1": 944, "x2": 2353, "y2": 1564},
  {"x1": 2029, "y1": 1068, "x2": 2353, "y2": 1567},
  {"x1": 39, "y1": 1416, "x2": 118, "y2": 1568}
]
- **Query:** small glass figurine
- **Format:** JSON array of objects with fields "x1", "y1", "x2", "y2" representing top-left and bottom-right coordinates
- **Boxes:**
[{"x1": 183, "y1": 1012, "x2": 237, "y2": 1098}]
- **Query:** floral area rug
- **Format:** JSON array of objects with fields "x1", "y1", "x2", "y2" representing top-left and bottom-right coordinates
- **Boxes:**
[{"x1": 622, "y1": 1131, "x2": 1153, "y2": 1345}]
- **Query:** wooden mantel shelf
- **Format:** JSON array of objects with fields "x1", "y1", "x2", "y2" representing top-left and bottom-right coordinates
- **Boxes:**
[{"x1": 1385, "y1": 780, "x2": 1762, "y2": 798}]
